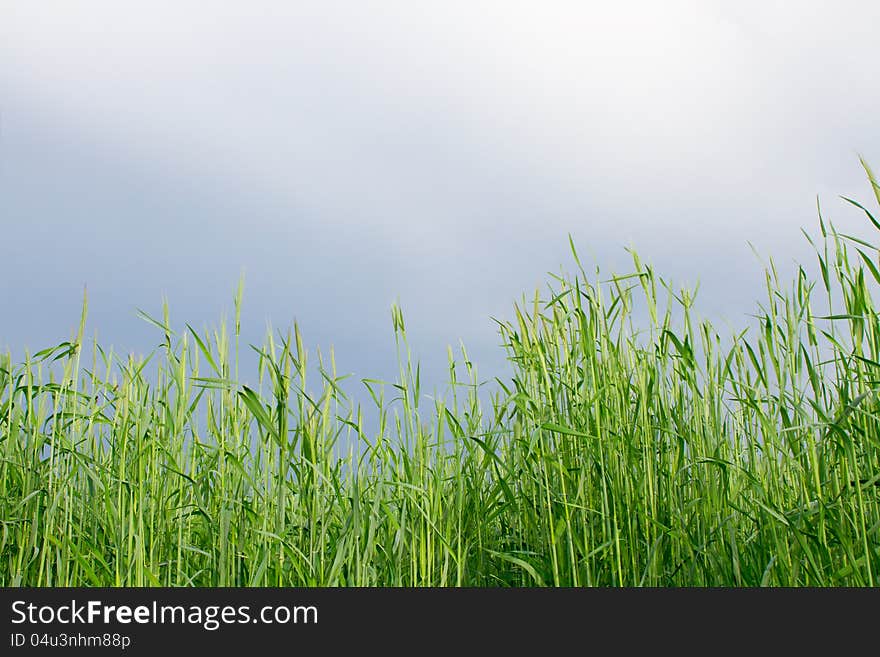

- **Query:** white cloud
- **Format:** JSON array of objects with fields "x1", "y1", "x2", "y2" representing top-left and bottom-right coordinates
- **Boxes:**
[{"x1": 2, "y1": 0, "x2": 879, "y2": 342}]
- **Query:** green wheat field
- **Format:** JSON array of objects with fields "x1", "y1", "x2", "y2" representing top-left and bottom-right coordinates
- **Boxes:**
[{"x1": 2, "y1": 162, "x2": 879, "y2": 587}]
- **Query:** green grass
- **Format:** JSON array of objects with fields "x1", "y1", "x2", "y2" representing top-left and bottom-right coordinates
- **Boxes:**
[{"x1": 2, "y1": 161, "x2": 880, "y2": 587}]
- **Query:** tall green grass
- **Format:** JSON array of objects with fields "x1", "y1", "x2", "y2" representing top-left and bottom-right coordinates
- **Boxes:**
[{"x1": 2, "y1": 162, "x2": 879, "y2": 586}]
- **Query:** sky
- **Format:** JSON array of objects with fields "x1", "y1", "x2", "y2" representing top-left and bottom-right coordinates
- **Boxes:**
[{"x1": 2, "y1": 1, "x2": 880, "y2": 397}]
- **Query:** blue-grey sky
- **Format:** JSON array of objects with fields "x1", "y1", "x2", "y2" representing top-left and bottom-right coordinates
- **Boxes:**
[{"x1": 2, "y1": 1, "x2": 880, "y2": 393}]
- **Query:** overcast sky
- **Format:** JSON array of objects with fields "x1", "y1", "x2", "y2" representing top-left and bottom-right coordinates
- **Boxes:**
[{"x1": 2, "y1": 1, "x2": 879, "y2": 394}]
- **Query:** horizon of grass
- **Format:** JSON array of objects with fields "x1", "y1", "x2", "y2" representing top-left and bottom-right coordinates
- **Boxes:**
[{"x1": 2, "y1": 161, "x2": 880, "y2": 586}]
